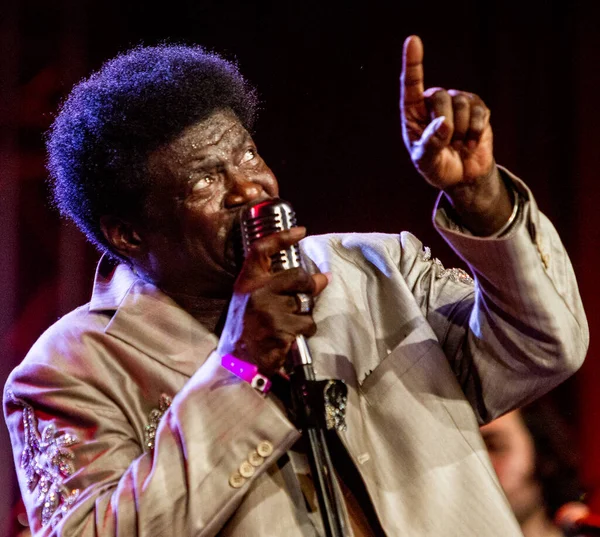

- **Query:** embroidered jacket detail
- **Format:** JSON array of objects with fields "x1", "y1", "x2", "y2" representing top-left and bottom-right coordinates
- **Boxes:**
[
  {"x1": 420, "y1": 246, "x2": 474, "y2": 285},
  {"x1": 421, "y1": 246, "x2": 433, "y2": 262},
  {"x1": 144, "y1": 393, "x2": 173, "y2": 451},
  {"x1": 8, "y1": 391, "x2": 80, "y2": 526}
]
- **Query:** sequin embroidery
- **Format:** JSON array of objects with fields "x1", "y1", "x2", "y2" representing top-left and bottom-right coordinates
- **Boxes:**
[
  {"x1": 144, "y1": 393, "x2": 172, "y2": 451},
  {"x1": 420, "y1": 246, "x2": 474, "y2": 285},
  {"x1": 421, "y1": 246, "x2": 433, "y2": 262},
  {"x1": 8, "y1": 391, "x2": 80, "y2": 526},
  {"x1": 323, "y1": 380, "x2": 348, "y2": 432}
]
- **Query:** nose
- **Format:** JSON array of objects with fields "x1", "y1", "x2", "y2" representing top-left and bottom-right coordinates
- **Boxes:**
[{"x1": 224, "y1": 171, "x2": 267, "y2": 208}]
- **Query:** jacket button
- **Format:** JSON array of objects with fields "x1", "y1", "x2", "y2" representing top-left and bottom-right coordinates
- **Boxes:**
[
  {"x1": 239, "y1": 461, "x2": 255, "y2": 478},
  {"x1": 229, "y1": 472, "x2": 246, "y2": 489},
  {"x1": 257, "y1": 440, "x2": 273, "y2": 457},
  {"x1": 248, "y1": 450, "x2": 265, "y2": 467}
]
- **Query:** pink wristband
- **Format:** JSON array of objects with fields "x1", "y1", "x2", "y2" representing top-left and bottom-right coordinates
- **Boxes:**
[{"x1": 221, "y1": 354, "x2": 272, "y2": 394}]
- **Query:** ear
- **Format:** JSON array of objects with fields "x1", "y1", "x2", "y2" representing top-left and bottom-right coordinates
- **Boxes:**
[{"x1": 100, "y1": 215, "x2": 145, "y2": 260}]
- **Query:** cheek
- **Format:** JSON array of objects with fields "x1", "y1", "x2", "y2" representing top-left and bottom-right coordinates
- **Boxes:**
[
  {"x1": 182, "y1": 205, "x2": 230, "y2": 252},
  {"x1": 256, "y1": 164, "x2": 279, "y2": 197},
  {"x1": 494, "y1": 450, "x2": 535, "y2": 493}
]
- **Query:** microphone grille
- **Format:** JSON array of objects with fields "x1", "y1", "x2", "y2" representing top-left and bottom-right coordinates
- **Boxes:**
[{"x1": 240, "y1": 198, "x2": 302, "y2": 272}]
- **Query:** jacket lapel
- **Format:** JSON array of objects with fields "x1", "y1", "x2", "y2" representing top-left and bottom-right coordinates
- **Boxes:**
[{"x1": 89, "y1": 255, "x2": 219, "y2": 377}]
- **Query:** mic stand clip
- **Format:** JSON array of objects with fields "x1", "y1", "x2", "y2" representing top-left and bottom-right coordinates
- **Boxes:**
[{"x1": 288, "y1": 336, "x2": 348, "y2": 537}]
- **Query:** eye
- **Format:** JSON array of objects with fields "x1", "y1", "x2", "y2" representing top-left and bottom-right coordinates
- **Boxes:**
[
  {"x1": 191, "y1": 175, "x2": 215, "y2": 192},
  {"x1": 242, "y1": 148, "x2": 257, "y2": 163}
]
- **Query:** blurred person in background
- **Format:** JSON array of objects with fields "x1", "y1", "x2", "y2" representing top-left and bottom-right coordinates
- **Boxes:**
[{"x1": 481, "y1": 398, "x2": 595, "y2": 537}]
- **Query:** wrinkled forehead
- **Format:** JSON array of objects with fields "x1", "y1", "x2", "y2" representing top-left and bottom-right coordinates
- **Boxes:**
[
  {"x1": 166, "y1": 108, "x2": 248, "y2": 156},
  {"x1": 140, "y1": 109, "x2": 250, "y2": 216},
  {"x1": 146, "y1": 108, "x2": 251, "y2": 181}
]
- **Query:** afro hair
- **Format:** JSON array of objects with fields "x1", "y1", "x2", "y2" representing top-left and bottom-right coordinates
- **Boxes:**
[{"x1": 47, "y1": 44, "x2": 258, "y2": 255}]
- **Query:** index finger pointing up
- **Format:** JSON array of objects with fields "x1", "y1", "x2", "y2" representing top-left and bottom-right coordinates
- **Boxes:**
[{"x1": 401, "y1": 35, "x2": 426, "y2": 119}]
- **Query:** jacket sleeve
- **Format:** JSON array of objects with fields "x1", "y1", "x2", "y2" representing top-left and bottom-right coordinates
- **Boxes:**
[
  {"x1": 4, "y1": 350, "x2": 300, "y2": 537},
  {"x1": 400, "y1": 169, "x2": 588, "y2": 423}
]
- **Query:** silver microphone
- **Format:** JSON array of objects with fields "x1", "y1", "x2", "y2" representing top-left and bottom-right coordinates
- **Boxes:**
[
  {"x1": 240, "y1": 198, "x2": 303, "y2": 271},
  {"x1": 239, "y1": 198, "x2": 314, "y2": 366}
]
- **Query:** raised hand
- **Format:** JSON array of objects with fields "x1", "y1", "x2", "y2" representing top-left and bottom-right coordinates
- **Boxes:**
[
  {"x1": 217, "y1": 227, "x2": 329, "y2": 376},
  {"x1": 400, "y1": 35, "x2": 513, "y2": 235}
]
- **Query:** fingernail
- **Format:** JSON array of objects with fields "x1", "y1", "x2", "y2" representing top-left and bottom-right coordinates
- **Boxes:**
[{"x1": 324, "y1": 271, "x2": 333, "y2": 283}]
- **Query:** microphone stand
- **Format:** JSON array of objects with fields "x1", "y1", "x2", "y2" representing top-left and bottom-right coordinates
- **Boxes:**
[{"x1": 288, "y1": 335, "x2": 346, "y2": 537}]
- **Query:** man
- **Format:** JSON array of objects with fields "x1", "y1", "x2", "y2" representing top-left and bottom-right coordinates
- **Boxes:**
[{"x1": 3, "y1": 35, "x2": 588, "y2": 536}]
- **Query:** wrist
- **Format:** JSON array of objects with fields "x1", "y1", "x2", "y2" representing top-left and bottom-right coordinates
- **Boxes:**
[
  {"x1": 444, "y1": 164, "x2": 514, "y2": 236},
  {"x1": 221, "y1": 353, "x2": 272, "y2": 394}
]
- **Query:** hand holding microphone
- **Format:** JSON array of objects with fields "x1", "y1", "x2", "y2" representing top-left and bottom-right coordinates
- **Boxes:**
[{"x1": 216, "y1": 198, "x2": 329, "y2": 378}]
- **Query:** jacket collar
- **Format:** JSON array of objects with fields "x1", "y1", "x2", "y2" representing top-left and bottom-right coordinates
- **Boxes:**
[{"x1": 89, "y1": 255, "x2": 220, "y2": 377}]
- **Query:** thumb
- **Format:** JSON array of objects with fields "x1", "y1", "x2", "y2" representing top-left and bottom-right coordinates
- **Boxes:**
[
  {"x1": 419, "y1": 115, "x2": 451, "y2": 153},
  {"x1": 411, "y1": 116, "x2": 453, "y2": 172},
  {"x1": 410, "y1": 115, "x2": 452, "y2": 175},
  {"x1": 312, "y1": 272, "x2": 331, "y2": 296}
]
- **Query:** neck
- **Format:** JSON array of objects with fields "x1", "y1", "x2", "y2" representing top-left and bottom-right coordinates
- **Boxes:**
[
  {"x1": 128, "y1": 261, "x2": 233, "y2": 331},
  {"x1": 520, "y1": 506, "x2": 563, "y2": 537},
  {"x1": 161, "y1": 288, "x2": 229, "y2": 333},
  {"x1": 132, "y1": 260, "x2": 236, "y2": 300}
]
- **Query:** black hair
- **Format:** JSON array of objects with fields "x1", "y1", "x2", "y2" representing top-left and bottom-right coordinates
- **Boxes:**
[
  {"x1": 521, "y1": 400, "x2": 585, "y2": 518},
  {"x1": 47, "y1": 44, "x2": 258, "y2": 255}
]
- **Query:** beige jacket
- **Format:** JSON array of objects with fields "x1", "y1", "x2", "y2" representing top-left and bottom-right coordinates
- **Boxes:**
[{"x1": 4, "y1": 175, "x2": 588, "y2": 536}]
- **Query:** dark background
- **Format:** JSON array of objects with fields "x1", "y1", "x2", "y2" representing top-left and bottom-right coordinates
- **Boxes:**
[{"x1": 2, "y1": 0, "x2": 600, "y2": 533}]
